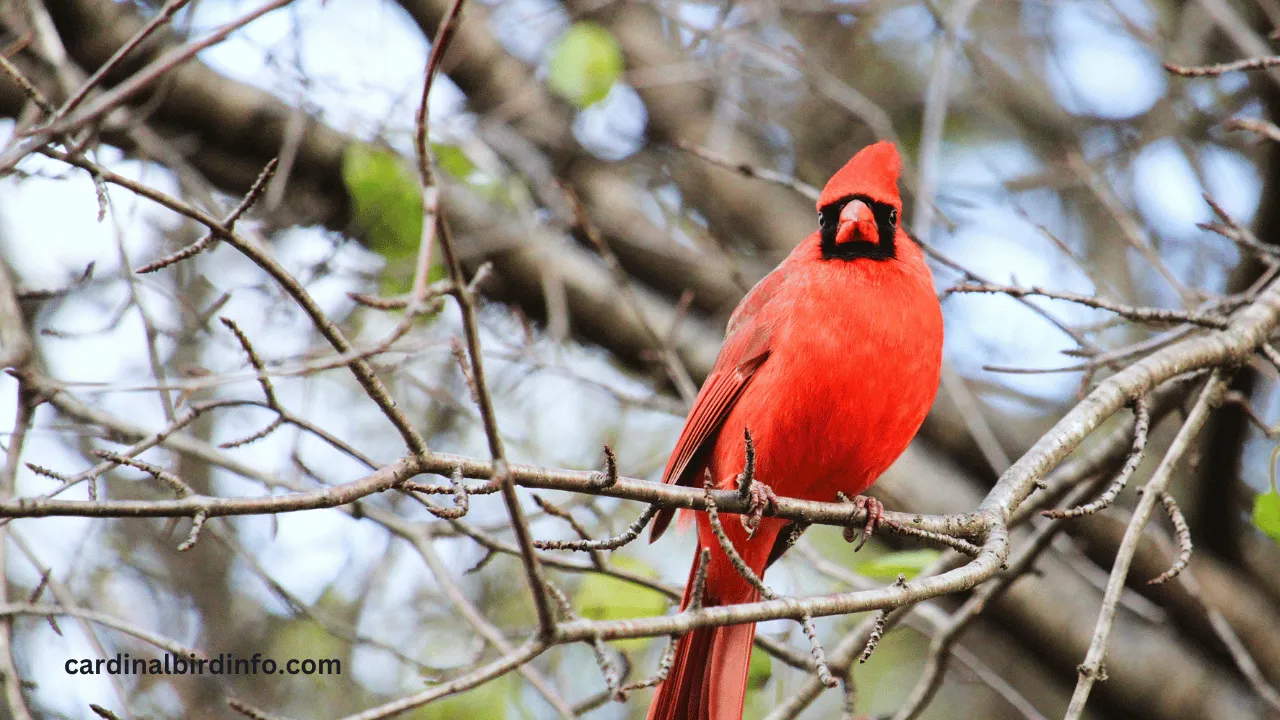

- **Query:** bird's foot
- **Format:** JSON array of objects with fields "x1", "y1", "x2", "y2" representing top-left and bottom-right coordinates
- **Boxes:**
[
  {"x1": 740, "y1": 481, "x2": 778, "y2": 538},
  {"x1": 840, "y1": 494, "x2": 884, "y2": 552}
]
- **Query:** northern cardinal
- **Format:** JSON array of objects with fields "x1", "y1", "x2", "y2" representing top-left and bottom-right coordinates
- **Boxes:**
[{"x1": 646, "y1": 141, "x2": 943, "y2": 720}]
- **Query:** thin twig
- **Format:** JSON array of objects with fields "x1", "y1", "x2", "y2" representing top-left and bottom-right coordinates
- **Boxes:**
[
  {"x1": 137, "y1": 158, "x2": 278, "y2": 274},
  {"x1": 563, "y1": 184, "x2": 698, "y2": 403},
  {"x1": 0, "y1": 603, "x2": 204, "y2": 658},
  {"x1": 590, "y1": 445, "x2": 619, "y2": 489},
  {"x1": 1066, "y1": 153, "x2": 1195, "y2": 304},
  {"x1": 802, "y1": 613, "x2": 837, "y2": 687},
  {"x1": 923, "y1": 241, "x2": 1096, "y2": 351},
  {"x1": 1043, "y1": 397, "x2": 1150, "y2": 519},
  {"x1": 177, "y1": 511, "x2": 207, "y2": 551},
  {"x1": 1164, "y1": 55, "x2": 1280, "y2": 76},
  {"x1": 1225, "y1": 116, "x2": 1280, "y2": 143},
  {"x1": 227, "y1": 697, "x2": 294, "y2": 720},
  {"x1": 1147, "y1": 492, "x2": 1191, "y2": 585},
  {"x1": 89, "y1": 704, "x2": 124, "y2": 720},
  {"x1": 0, "y1": 53, "x2": 55, "y2": 114},
  {"x1": 675, "y1": 141, "x2": 820, "y2": 201},
  {"x1": 1261, "y1": 343, "x2": 1280, "y2": 373},
  {"x1": 858, "y1": 608, "x2": 888, "y2": 664},
  {"x1": 947, "y1": 282, "x2": 1228, "y2": 328},
  {"x1": 545, "y1": 582, "x2": 620, "y2": 701},
  {"x1": 1201, "y1": 193, "x2": 1280, "y2": 263},
  {"x1": 95, "y1": 451, "x2": 193, "y2": 498},
  {"x1": 532, "y1": 494, "x2": 604, "y2": 566},
  {"x1": 422, "y1": 468, "x2": 470, "y2": 520},
  {"x1": 533, "y1": 503, "x2": 659, "y2": 552},
  {"x1": 884, "y1": 522, "x2": 983, "y2": 556},
  {"x1": 912, "y1": 0, "x2": 982, "y2": 242}
]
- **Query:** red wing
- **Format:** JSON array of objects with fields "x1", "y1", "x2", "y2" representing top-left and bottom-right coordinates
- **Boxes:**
[{"x1": 648, "y1": 273, "x2": 782, "y2": 541}]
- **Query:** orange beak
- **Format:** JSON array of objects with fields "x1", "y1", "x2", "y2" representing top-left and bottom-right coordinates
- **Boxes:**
[{"x1": 835, "y1": 199, "x2": 873, "y2": 245}]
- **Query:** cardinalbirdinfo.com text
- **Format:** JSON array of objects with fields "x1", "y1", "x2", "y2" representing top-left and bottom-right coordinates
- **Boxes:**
[{"x1": 65, "y1": 653, "x2": 340, "y2": 676}]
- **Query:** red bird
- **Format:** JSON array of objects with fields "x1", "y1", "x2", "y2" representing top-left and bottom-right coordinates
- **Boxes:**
[{"x1": 646, "y1": 141, "x2": 943, "y2": 720}]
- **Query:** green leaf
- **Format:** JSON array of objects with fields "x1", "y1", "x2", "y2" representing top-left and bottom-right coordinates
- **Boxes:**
[
  {"x1": 1260, "y1": 442, "x2": 1280, "y2": 546},
  {"x1": 1254, "y1": 491, "x2": 1280, "y2": 545},
  {"x1": 342, "y1": 144, "x2": 422, "y2": 256},
  {"x1": 412, "y1": 674, "x2": 515, "y2": 720},
  {"x1": 856, "y1": 549, "x2": 940, "y2": 580},
  {"x1": 341, "y1": 144, "x2": 445, "y2": 295},
  {"x1": 747, "y1": 646, "x2": 772, "y2": 689},
  {"x1": 547, "y1": 23, "x2": 623, "y2": 108},
  {"x1": 431, "y1": 142, "x2": 476, "y2": 180},
  {"x1": 269, "y1": 619, "x2": 345, "y2": 690},
  {"x1": 574, "y1": 555, "x2": 668, "y2": 651}
]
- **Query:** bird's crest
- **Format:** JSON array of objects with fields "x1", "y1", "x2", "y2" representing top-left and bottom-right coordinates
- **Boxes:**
[{"x1": 818, "y1": 141, "x2": 902, "y2": 211}]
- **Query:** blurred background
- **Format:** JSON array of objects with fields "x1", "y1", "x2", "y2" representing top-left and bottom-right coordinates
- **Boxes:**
[{"x1": 1, "y1": 0, "x2": 1280, "y2": 718}]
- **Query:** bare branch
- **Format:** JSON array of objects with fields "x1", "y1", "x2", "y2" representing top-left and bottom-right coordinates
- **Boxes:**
[
  {"x1": 891, "y1": 478, "x2": 1107, "y2": 720},
  {"x1": 55, "y1": 0, "x2": 193, "y2": 118},
  {"x1": 1064, "y1": 372, "x2": 1229, "y2": 719}
]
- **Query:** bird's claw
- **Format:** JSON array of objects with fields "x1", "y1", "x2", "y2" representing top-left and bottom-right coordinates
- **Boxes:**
[
  {"x1": 740, "y1": 481, "x2": 778, "y2": 538},
  {"x1": 840, "y1": 495, "x2": 883, "y2": 552}
]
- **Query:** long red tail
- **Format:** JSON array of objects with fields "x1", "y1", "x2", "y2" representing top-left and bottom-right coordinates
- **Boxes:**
[{"x1": 647, "y1": 518, "x2": 783, "y2": 720}]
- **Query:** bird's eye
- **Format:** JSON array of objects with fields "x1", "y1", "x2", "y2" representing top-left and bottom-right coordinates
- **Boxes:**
[
  {"x1": 888, "y1": 208, "x2": 898, "y2": 226},
  {"x1": 817, "y1": 212, "x2": 826, "y2": 229}
]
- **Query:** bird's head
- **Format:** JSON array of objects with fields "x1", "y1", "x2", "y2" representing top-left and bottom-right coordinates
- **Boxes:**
[{"x1": 816, "y1": 141, "x2": 903, "y2": 261}]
